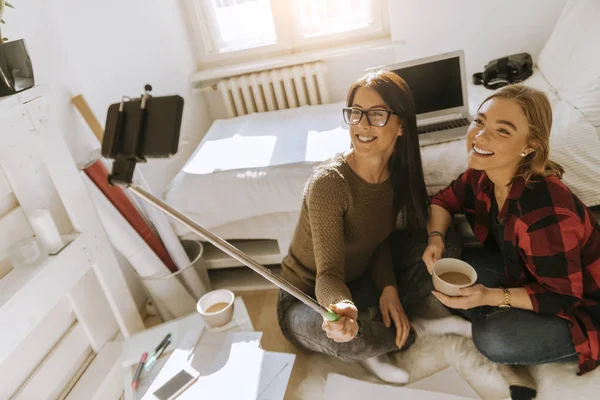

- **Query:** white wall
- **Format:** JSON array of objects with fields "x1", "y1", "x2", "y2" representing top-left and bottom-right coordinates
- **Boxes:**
[
  {"x1": 1, "y1": 0, "x2": 568, "y2": 310},
  {"x1": 6, "y1": 0, "x2": 211, "y2": 195},
  {"x1": 389, "y1": 0, "x2": 567, "y2": 77},
  {"x1": 200, "y1": 0, "x2": 567, "y2": 120},
  {"x1": 325, "y1": 45, "x2": 398, "y2": 103},
  {"x1": 202, "y1": 43, "x2": 400, "y2": 120},
  {"x1": 4, "y1": 1, "x2": 213, "y2": 312}
]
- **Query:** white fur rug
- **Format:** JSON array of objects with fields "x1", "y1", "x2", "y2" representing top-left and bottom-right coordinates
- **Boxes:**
[{"x1": 290, "y1": 296, "x2": 600, "y2": 400}]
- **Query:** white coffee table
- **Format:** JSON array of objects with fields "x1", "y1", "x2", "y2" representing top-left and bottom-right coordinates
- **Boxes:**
[{"x1": 122, "y1": 297, "x2": 254, "y2": 400}]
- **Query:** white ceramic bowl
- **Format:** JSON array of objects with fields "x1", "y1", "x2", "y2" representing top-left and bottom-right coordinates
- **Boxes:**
[
  {"x1": 196, "y1": 289, "x2": 235, "y2": 328},
  {"x1": 432, "y1": 258, "x2": 477, "y2": 296}
]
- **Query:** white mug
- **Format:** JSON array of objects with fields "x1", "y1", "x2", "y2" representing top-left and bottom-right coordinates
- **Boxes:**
[
  {"x1": 432, "y1": 258, "x2": 477, "y2": 296},
  {"x1": 196, "y1": 289, "x2": 235, "y2": 328}
]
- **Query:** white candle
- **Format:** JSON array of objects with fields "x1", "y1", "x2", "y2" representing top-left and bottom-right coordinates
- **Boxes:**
[{"x1": 29, "y1": 209, "x2": 64, "y2": 253}]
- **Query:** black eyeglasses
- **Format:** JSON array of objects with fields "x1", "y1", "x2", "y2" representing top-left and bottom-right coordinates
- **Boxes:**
[{"x1": 342, "y1": 107, "x2": 396, "y2": 127}]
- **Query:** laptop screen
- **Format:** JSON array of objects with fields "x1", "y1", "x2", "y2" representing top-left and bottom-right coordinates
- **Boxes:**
[{"x1": 391, "y1": 56, "x2": 463, "y2": 115}]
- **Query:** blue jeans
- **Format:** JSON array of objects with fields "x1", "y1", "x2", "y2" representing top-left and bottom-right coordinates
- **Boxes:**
[
  {"x1": 455, "y1": 247, "x2": 578, "y2": 365},
  {"x1": 277, "y1": 228, "x2": 461, "y2": 362}
]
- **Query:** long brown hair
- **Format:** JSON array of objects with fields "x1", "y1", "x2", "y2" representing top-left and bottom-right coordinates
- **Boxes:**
[
  {"x1": 479, "y1": 84, "x2": 564, "y2": 184},
  {"x1": 346, "y1": 70, "x2": 429, "y2": 229}
]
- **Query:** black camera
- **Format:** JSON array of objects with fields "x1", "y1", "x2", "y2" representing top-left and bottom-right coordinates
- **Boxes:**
[{"x1": 473, "y1": 53, "x2": 534, "y2": 90}]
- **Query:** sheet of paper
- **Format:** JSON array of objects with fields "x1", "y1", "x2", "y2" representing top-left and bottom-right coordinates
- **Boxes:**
[
  {"x1": 180, "y1": 335, "x2": 266, "y2": 400},
  {"x1": 190, "y1": 331, "x2": 263, "y2": 375},
  {"x1": 140, "y1": 330, "x2": 293, "y2": 400},
  {"x1": 127, "y1": 327, "x2": 209, "y2": 400},
  {"x1": 123, "y1": 297, "x2": 254, "y2": 400},
  {"x1": 182, "y1": 343, "x2": 294, "y2": 400},
  {"x1": 407, "y1": 367, "x2": 480, "y2": 399},
  {"x1": 137, "y1": 331, "x2": 263, "y2": 399},
  {"x1": 256, "y1": 352, "x2": 295, "y2": 400},
  {"x1": 323, "y1": 373, "x2": 474, "y2": 400}
]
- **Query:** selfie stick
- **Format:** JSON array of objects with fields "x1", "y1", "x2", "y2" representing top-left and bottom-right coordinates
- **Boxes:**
[
  {"x1": 127, "y1": 185, "x2": 339, "y2": 321},
  {"x1": 103, "y1": 86, "x2": 339, "y2": 322}
]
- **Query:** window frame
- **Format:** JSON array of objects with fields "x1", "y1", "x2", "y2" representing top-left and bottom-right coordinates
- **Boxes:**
[{"x1": 186, "y1": 0, "x2": 390, "y2": 68}]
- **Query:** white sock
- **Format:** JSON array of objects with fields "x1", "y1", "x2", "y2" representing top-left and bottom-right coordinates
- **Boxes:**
[
  {"x1": 360, "y1": 354, "x2": 409, "y2": 384},
  {"x1": 412, "y1": 316, "x2": 472, "y2": 338}
]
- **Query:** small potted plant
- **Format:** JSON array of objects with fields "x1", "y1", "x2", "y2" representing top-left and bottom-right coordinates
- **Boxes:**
[{"x1": 0, "y1": 0, "x2": 35, "y2": 97}]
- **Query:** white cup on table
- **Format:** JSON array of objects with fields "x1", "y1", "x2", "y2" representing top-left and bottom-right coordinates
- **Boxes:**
[{"x1": 196, "y1": 289, "x2": 235, "y2": 328}]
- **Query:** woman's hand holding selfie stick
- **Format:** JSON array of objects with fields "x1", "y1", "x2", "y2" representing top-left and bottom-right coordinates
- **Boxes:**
[{"x1": 322, "y1": 301, "x2": 359, "y2": 342}]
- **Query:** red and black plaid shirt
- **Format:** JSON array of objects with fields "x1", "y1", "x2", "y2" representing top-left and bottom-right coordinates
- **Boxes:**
[{"x1": 432, "y1": 169, "x2": 600, "y2": 375}]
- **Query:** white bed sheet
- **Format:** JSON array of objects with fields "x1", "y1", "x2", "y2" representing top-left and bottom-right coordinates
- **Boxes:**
[{"x1": 164, "y1": 102, "x2": 347, "y2": 234}]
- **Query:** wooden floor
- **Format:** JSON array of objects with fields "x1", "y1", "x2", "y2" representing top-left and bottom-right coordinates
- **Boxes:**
[{"x1": 240, "y1": 289, "x2": 310, "y2": 400}]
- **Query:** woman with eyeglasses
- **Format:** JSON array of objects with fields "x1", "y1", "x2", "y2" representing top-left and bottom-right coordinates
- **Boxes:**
[{"x1": 277, "y1": 70, "x2": 470, "y2": 383}]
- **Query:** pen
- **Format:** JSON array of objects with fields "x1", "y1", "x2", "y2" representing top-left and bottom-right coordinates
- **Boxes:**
[
  {"x1": 144, "y1": 332, "x2": 172, "y2": 371},
  {"x1": 131, "y1": 352, "x2": 148, "y2": 390},
  {"x1": 154, "y1": 338, "x2": 171, "y2": 360}
]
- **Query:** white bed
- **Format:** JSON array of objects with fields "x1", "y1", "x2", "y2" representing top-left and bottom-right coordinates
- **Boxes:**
[
  {"x1": 165, "y1": 1, "x2": 600, "y2": 275},
  {"x1": 163, "y1": 102, "x2": 346, "y2": 246},
  {"x1": 164, "y1": 101, "x2": 473, "y2": 239},
  {"x1": 166, "y1": 88, "x2": 599, "y2": 226},
  {"x1": 164, "y1": 107, "x2": 468, "y2": 271},
  {"x1": 163, "y1": 102, "x2": 348, "y2": 272}
]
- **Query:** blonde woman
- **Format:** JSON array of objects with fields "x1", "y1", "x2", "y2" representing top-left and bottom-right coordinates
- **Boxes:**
[{"x1": 423, "y1": 84, "x2": 600, "y2": 400}]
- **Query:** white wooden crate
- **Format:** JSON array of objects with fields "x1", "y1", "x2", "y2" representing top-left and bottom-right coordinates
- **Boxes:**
[{"x1": 0, "y1": 87, "x2": 144, "y2": 398}]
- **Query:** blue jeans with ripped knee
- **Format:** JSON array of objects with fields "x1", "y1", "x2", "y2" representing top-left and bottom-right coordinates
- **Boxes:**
[{"x1": 454, "y1": 247, "x2": 578, "y2": 365}]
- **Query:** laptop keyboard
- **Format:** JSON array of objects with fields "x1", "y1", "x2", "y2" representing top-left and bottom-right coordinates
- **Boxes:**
[{"x1": 418, "y1": 118, "x2": 471, "y2": 134}]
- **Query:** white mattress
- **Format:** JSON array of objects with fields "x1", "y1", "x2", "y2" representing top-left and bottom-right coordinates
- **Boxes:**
[
  {"x1": 166, "y1": 73, "x2": 600, "y2": 240},
  {"x1": 164, "y1": 102, "x2": 347, "y2": 237}
]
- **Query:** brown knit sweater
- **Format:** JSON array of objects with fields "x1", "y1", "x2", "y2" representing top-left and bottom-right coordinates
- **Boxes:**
[{"x1": 280, "y1": 153, "x2": 397, "y2": 307}]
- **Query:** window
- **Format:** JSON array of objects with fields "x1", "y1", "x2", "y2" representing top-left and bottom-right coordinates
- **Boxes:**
[
  {"x1": 191, "y1": 0, "x2": 388, "y2": 63},
  {"x1": 294, "y1": 0, "x2": 376, "y2": 39},
  {"x1": 204, "y1": 0, "x2": 278, "y2": 53}
]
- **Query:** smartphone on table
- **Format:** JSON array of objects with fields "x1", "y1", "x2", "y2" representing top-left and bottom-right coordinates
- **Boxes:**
[{"x1": 152, "y1": 370, "x2": 198, "y2": 400}]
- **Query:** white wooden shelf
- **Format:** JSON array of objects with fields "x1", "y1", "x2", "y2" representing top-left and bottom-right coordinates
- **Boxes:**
[
  {"x1": 0, "y1": 298, "x2": 76, "y2": 399},
  {"x1": 209, "y1": 265, "x2": 281, "y2": 292},
  {"x1": 0, "y1": 86, "x2": 144, "y2": 398},
  {"x1": 13, "y1": 321, "x2": 93, "y2": 400},
  {"x1": 0, "y1": 233, "x2": 90, "y2": 364},
  {"x1": 202, "y1": 239, "x2": 283, "y2": 270},
  {"x1": 66, "y1": 340, "x2": 123, "y2": 400}
]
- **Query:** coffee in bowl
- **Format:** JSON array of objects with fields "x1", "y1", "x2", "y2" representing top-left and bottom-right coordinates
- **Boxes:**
[
  {"x1": 205, "y1": 302, "x2": 230, "y2": 313},
  {"x1": 197, "y1": 289, "x2": 235, "y2": 327},
  {"x1": 438, "y1": 271, "x2": 472, "y2": 285},
  {"x1": 432, "y1": 258, "x2": 477, "y2": 296}
]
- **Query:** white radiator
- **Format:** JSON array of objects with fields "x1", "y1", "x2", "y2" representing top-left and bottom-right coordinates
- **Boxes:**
[{"x1": 216, "y1": 62, "x2": 330, "y2": 118}]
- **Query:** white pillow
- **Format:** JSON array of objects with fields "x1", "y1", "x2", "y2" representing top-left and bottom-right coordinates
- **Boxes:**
[
  {"x1": 557, "y1": 78, "x2": 600, "y2": 127},
  {"x1": 537, "y1": 0, "x2": 600, "y2": 89}
]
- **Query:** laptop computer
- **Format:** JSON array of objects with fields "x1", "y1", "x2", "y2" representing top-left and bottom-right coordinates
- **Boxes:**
[{"x1": 368, "y1": 50, "x2": 471, "y2": 146}]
